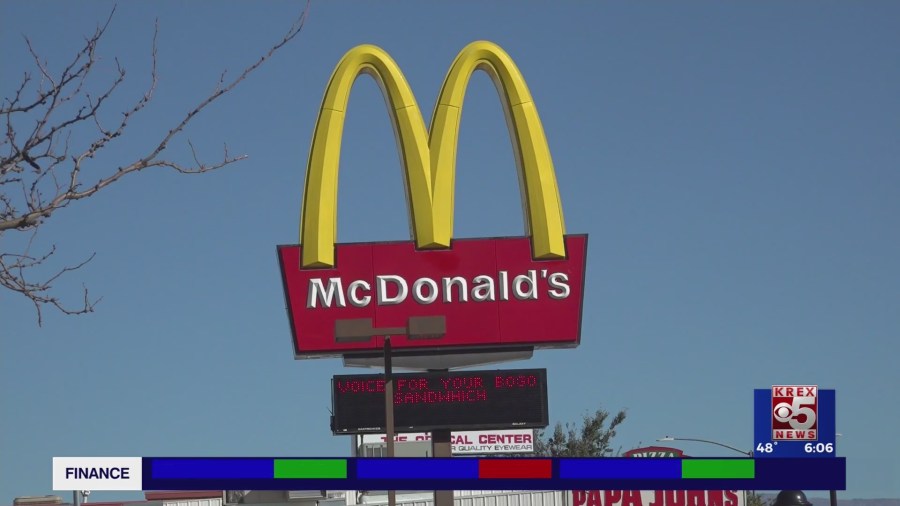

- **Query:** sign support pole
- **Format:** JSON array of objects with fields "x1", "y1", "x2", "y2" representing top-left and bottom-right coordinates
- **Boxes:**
[
  {"x1": 384, "y1": 337, "x2": 396, "y2": 506},
  {"x1": 432, "y1": 429, "x2": 453, "y2": 506}
]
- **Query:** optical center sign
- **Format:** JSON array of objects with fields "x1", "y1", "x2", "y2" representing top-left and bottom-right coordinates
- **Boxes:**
[
  {"x1": 331, "y1": 369, "x2": 548, "y2": 433},
  {"x1": 360, "y1": 429, "x2": 535, "y2": 454},
  {"x1": 278, "y1": 41, "x2": 587, "y2": 358}
]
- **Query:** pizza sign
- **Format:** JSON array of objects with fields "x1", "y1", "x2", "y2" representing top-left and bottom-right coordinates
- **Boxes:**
[{"x1": 622, "y1": 446, "x2": 685, "y2": 458}]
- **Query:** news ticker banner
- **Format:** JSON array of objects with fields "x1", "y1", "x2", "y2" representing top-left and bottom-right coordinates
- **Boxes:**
[
  {"x1": 753, "y1": 387, "x2": 837, "y2": 458},
  {"x1": 53, "y1": 457, "x2": 845, "y2": 491}
]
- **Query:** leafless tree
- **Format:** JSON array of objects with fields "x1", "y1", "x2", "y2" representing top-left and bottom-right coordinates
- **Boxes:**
[{"x1": 1, "y1": 4, "x2": 309, "y2": 325}]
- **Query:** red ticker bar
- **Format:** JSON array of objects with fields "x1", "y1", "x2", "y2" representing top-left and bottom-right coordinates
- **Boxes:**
[{"x1": 478, "y1": 459, "x2": 552, "y2": 479}]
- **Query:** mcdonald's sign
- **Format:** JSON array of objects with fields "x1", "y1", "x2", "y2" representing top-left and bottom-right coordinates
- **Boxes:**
[{"x1": 278, "y1": 41, "x2": 588, "y2": 358}]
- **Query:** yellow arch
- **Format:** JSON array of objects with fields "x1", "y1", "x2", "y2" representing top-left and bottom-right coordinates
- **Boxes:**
[{"x1": 300, "y1": 41, "x2": 566, "y2": 268}]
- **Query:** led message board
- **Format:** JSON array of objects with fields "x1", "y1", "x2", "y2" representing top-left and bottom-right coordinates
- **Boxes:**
[{"x1": 331, "y1": 369, "x2": 548, "y2": 434}]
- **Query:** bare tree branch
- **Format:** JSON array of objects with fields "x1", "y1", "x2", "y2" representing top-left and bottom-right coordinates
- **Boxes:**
[{"x1": 1, "y1": 2, "x2": 311, "y2": 324}]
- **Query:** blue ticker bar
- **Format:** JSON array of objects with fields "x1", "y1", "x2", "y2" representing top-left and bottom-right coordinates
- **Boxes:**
[
  {"x1": 151, "y1": 458, "x2": 272, "y2": 479},
  {"x1": 558, "y1": 458, "x2": 681, "y2": 479},
  {"x1": 356, "y1": 458, "x2": 479, "y2": 479}
]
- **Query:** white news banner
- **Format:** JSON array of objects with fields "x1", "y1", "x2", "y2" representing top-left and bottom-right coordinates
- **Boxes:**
[{"x1": 53, "y1": 457, "x2": 143, "y2": 491}]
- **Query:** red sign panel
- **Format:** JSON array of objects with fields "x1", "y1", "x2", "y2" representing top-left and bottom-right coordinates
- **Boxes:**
[
  {"x1": 278, "y1": 235, "x2": 587, "y2": 357},
  {"x1": 772, "y1": 384, "x2": 818, "y2": 440}
]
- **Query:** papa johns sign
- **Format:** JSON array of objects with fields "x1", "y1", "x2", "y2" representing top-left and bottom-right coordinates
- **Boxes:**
[{"x1": 572, "y1": 491, "x2": 744, "y2": 506}]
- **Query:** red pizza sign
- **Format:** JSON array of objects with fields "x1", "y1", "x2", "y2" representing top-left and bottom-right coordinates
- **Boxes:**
[
  {"x1": 278, "y1": 236, "x2": 587, "y2": 357},
  {"x1": 623, "y1": 446, "x2": 685, "y2": 458}
]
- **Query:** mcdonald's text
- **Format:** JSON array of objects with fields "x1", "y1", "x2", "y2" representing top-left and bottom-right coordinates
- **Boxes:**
[
  {"x1": 279, "y1": 236, "x2": 586, "y2": 357},
  {"x1": 306, "y1": 269, "x2": 570, "y2": 308}
]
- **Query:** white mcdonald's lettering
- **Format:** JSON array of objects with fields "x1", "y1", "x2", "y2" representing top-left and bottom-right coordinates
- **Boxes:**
[
  {"x1": 307, "y1": 278, "x2": 345, "y2": 308},
  {"x1": 307, "y1": 270, "x2": 571, "y2": 309},
  {"x1": 348, "y1": 280, "x2": 371, "y2": 307}
]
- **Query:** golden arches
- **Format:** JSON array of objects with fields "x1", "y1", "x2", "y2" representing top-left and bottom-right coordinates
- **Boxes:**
[{"x1": 300, "y1": 41, "x2": 565, "y2": 268}]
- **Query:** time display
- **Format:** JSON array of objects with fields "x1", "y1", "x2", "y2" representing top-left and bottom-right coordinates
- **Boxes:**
[{"x1": 804, "y1": 443, "x2": 835, "y2": 454}]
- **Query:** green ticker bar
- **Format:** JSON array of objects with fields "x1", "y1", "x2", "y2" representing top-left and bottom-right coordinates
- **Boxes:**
[
  {"x1": 274, "y1": 459, "x2": 347, "y2": 479},
  {"x1": 682, "y1": 459, "x2": 754, "y2": 479}
]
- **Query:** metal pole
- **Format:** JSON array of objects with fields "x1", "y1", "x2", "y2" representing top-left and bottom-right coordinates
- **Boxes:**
[
  {"x1": 432, "y1": 429, "x2": 453, "y2": 506},
  {"x1": 830, "y1": 490, "x2": 837, "y2": 506},
  {"x1": 73, "y1": 491, "x2": 79, "y2": 506},
  {"x1": 348, "y1": 434, "x2": 359, "y2": 506},
  {"x1": 658, "y1": 437, "x2": 751, "y2": 457},
  {"x1": 384, "y1": 337, "x2": 396, "y2": 506},
  {"x1": 429, "y1": 367, "x2": 453, "y2": 506}
]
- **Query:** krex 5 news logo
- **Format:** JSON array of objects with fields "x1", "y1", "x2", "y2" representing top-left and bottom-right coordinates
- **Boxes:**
[{"x1": 772, "y1": 385, "x2": 818, "y2": 440}]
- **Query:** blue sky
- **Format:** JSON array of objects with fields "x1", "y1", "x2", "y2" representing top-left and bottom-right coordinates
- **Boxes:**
[{"x1": 2, "y1": 0, "x2": 898, "y2": 500}]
